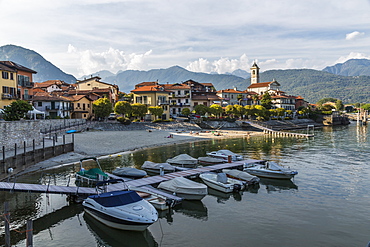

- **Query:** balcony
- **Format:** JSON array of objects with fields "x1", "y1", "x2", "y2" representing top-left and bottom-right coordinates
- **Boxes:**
[
  {"x1": 1, "y1": 93, "x2": 18, "y2": 100},
  {"x1": 45, "y1": 106, "x2": 60, "y2": 111}
]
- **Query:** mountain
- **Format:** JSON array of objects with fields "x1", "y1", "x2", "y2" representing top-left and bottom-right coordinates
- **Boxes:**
[
  {"x1": 226, "y1": 69, "x2": 250, "y2": 79},
  {"x1": 323, "y1": 59, "x2": 370, "y2": 76},
  {"x1": 258, "y1": 69, "x2": 370, "y2": 103},
  {"x1": 103, "y1": 66, "x2": 248, "y2": 93},
  {"x1": 0, "y1": 45, "x2": 76, "y2": 83}
]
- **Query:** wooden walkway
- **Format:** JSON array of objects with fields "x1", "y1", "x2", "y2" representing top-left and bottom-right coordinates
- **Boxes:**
[
  {"x1": 244, "y1": 121, "x2": 314, "y2": 138},
  {"x1": 0, "y1": 159, "x2": 262, "y2": 202}
]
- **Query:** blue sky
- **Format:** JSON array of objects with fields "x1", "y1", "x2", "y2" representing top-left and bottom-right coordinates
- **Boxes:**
[{"x1": 1, "y1": 0, "x2": 370, "y2": 77}]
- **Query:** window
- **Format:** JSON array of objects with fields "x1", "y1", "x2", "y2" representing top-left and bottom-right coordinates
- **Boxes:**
[
  {"x1": 77, "y1": 103, "x2": 80, "y2": 108},
  {"x1": 185, "y1": 99, "x2": 189, "y2": 103},
  {"x1": 2, "y1": 71, "x2": 9, "y2": 79},
  {"x1": 38, "y1": 102, "x2": 42, "y2": 107},
  {"x1": 136, "y1": 96, "x2": 142, "y2": 103},
  {"x1": 143, "y1": 96, "x2": 148, "y2": 104},
  {"x1": 177, "y1": 90, "x2": 181, "y2": 95},
  {"x1": 2, "y1": 86, "x2": 9, "y2": 93},
  {"x1": 10, "y1": 73, "x2": 13, "y2": 80},
  {"x1": 83, "y1": 103, "x2": 86, "y2": 110}
]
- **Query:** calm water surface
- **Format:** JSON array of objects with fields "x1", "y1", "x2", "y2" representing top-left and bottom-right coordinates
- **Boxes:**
[{"x1": 1, "y1": 124, "x2": 370, "y2": 247}]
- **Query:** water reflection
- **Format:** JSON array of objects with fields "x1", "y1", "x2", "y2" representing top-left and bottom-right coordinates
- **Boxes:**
[
  {"x1": 84, "y1": 213, "x2": 158, "y2": 247},
  {"x1": 259, "y1": 178, "x2": 298, "y2": 193},
  {"x1": 173, "y1": 200, "x2": 208, "y2": 220},
  {"x1": 207, "y1": 188, "x2": 246, "y2": 203}
]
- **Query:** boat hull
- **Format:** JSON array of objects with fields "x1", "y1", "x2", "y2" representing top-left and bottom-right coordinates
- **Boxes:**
[
  {"x1": 199, "y1": 173, "x2": 244, "y2": 193},
  {"x1": 84, "y1": 207, "x2": 152, "y2": 231},
  {"x1": 244, "y1": 169, "x2": 296, "y2": 179}
]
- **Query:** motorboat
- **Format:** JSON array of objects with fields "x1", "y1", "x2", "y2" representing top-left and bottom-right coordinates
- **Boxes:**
[
  {"x1": 75, "y1": 157, "x2": 109, "y2": 186},
  {"x1": 131, "y1": 186, "x2": 170, "y2": 211},
  {"x1": 206, "y1": 150, "x2": 243, "y2": 161},
  {"x1": 199, "y1": 173, "x2": 244, "y2": 193},
  {"x1": 197, "y1": 156, "x2": 225, "y2": 165},
  {"x1": 141, "y1": 161, "x2": 176, "y2": 174},
  {"x1": 244, "y1": 161, "x2": 298, "y2": 180},
  {"x1": 82, "y1": 190, "x2": 158, "y2": 231},
  {"x1": 166, "y1": 154, "x2": 198, "y2": 168},
  {"x1": 222, "y1": 169, "x2": 260, "y2": 185},
  {"x1": 112, "y1": 167, "x2": 147, "y2": 179},
  {"x1": 157, "y1": 177, "x2": 208, "y2": 200}
]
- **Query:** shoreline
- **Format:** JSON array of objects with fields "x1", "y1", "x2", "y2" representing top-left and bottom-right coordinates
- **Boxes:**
[{"x1": 19, "y1": 129, "x2": 262, "y2": 175}]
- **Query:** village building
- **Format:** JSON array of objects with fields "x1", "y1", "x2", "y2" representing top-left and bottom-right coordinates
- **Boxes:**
[
  {"x1": 0, "y1": 61, "x2": 36, "y2": 108},
  {"x1": 131, "y1": 84, "x2": 171, "y2": 120},
  {"x1": 162, "y1": 83, "x2": 192, "y2": 117},
  {"x1": 216, "y1": 88, "x2": 254, "y2": 106},
  {"x1": 75, "y1": 76, "x2": 119, "y2": 104}
]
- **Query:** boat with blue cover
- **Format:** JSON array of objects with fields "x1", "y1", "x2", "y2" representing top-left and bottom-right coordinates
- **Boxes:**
[{"x1": 83, "y1": 190, "x2": 158, "y2": 231}]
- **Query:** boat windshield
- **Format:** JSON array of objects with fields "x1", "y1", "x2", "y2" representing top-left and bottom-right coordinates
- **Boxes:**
[{"x1": 90, "y1": 190, "x2": 143, "y2": 207}]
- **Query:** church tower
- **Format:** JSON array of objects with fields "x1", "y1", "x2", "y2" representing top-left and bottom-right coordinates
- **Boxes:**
[{"x1": 250, "y1": 61, "x2": 260, "y2": 84}]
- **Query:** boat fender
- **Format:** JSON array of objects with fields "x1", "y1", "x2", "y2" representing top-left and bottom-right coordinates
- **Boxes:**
[{"x1": 233, "y1": 184, "x2": 242, "y2": 192}]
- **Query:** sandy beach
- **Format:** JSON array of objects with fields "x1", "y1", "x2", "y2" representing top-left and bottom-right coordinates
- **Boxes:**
[{"x1": 25, "y1": 129, "x2": 260, "y2": 173}]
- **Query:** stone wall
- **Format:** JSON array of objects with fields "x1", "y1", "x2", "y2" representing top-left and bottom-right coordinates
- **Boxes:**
[{"x1": 0, "y1": 119, "x2": 86, "y2": 150}]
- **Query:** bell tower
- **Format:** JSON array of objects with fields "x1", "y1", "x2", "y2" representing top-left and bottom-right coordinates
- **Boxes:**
[{"x1": 250, "y1": 61, "x2": 260, "y2": 84}]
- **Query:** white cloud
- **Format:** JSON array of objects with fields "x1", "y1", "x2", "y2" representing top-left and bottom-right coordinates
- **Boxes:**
[
  {"x1": 346, "y1": 31, "x2": 365, "y2": 40},
  {"x1": 66, "y1": 46, "x2": 152, "y2": 76},
  {"x1": 336, "y1": 52, "x2": 370, "y2": 63},
  {"x1": 186, "y1": 54, "x2": 250, "y2": 74}
]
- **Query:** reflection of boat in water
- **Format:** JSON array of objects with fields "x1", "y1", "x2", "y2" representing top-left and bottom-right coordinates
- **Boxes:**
[
  {"x1": 173, "y1": 200, "x2": 208, "y2": 220},
  {"x1": 84, "y1": 213, "x2": 158, "y2": 247},
  {"x1": 259, "y1": 178, "x2": 298, "y2": 192},
  {"x1": 207, "y1": 187, "x2": 243, "y2": 203}
]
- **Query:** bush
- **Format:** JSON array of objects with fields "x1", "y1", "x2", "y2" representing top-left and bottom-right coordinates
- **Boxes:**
[
  {"x1": 117, "y1": 117, "x2": 131, "y2": 125},
  {"x1": 321, "y1": 111, "x2": 333, "y2": 115}
]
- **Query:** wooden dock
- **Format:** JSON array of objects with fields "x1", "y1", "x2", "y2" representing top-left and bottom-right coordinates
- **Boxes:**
[{"x1": 0, "y1": 159, "x2": 262, "y2": 203}]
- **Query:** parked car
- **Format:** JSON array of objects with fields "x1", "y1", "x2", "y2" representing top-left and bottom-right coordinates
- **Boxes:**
[{"x1": 108, "y1": 113, "x2": 117, "y2": 120}]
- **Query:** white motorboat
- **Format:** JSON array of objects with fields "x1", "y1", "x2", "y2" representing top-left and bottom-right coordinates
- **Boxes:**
[
  {"x1": 222, "y1": 169, "x2": 260, "y2": 185},
  {"x1": 244, "y1": 161, "x2": 298, "y2": 180},
  {"x1": 166, "y1": 154, "x2": 198, "y2": 168},
  {"x1": 141, "y1": 161, "x2": 176, "y2": 174},
  {"x1": 157, "y1": 177, "x2": 208, "y2": 200},
  {"x1": 131, "y1": 186, "x2": 170, "y2": 211},
  {"x1": 112, "y1": 167, "x2": 147, "y2": 178},
  {"x1": 206, "y1": 150, "x2": 243, "y2": 161},
  {"x1": 197, "y1": 156, "x2": 225, "y2": 165},
  {"x1": 199, "y1": 173, "x2": 244, "y2": 193},
  {"x1": 83, "y1": 190, "x2": 158, "y2": 231}
]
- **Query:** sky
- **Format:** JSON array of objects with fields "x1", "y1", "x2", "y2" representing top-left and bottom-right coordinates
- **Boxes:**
[{"x1": 1, "y1": 0, "x2": 370, "y2": 78}]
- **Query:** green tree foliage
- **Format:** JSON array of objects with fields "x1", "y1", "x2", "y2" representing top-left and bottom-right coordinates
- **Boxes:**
[
  {"x1": 276, "y1": 107, "x2": 286, "y2": 119},
  {"x1": 114, "y1": 101, "x2": 132, "y2": 117},
  {"x1": 93, "y1": 98, "x2": 112, "y2": 119},
  {"x1": 181, "y1": 107, "x2": 191, "y2": 116},
  {"x1": 244, "y1": 105, "x2": 257, "y2": 119},
  {"x1": 194, "y1": 104, "x2": 209, "y2": 116},
  {"x1": 260, "y1": 91, "x2": 273, "y2": 109},
  {"x1": 209, "y1": 104, "x2": 223, "y2": 118},
  {"x1": 362, "y1": 104, "x2": 370, "y2": 111},
  {"x1": 3, "y1": 100, "x2": 33, "y2": 121},
  {"x1": 131, "y1": 103, "x2": 148, "y2": 119},
  {"x1": 225, "y1": 105, "x2": 235, "y2": 117},
  {"x1": 233, "y1": 105, "x2": 245, "y2": 118},
  {"x1": 254, "y1": 105, "x2": 269, "y2": 121},
  {"x1": 317, "y1": 97, "x2": 338, "y2": 105},
  {"x1": 148, "y1": 106, "x2": 164, "y2": 120},
  {"x1": 251, "y1": 95, "x2": 259, "y2": 105},
  {"x1": 335, "y1": 100, "x2": 344, "y2": 111}
]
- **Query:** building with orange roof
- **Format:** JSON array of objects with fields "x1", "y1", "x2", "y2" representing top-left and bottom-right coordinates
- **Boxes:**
[
  {"x1": 162, "y1": 83, "x2": 192, "y2": 117},
  {"x1": 0, "y1": 61, "x2": 37, "y2": 108},
  {"x1": 76, "y1": 76, "x2": 119, "y2": 104},
  {"x1": 216, "y1": 88, "x2": 254, "y2": 106},
  {"x1": 131, "y1": 85, "x2": 171, "y2": 120}
]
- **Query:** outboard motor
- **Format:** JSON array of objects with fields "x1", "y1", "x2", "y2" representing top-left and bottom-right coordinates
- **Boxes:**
[{"x1": 233, "y1": 183, "x2": 242, "y2": 192}]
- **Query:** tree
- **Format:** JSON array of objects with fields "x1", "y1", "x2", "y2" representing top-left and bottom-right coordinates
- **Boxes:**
[
  {"x1": 233, "y1": 105, "x2": 245, "y2": 118},
  {"x1": 276, "y1": 107, "x2": 286, "y2": 119},
  {"x1": 209, "y1": 104, "x2": 223, "y2": 118},
  {"x1": 114, "y1": 101, "x2": 132, "y2": 117},
  {"x1": 260, "y1": 91, "x2": 273, "y2": 109},
  {"x1": 3, "y1": 100, "x2": 33, "y2": 121},
  {"x1": 148, "y1": 106, "x2": 164, "y2": 120},
  {"x1": 251, "y1": 94, "x2": 259, "y2": 105},
  {"x1": 131, "y1": 103, "x2": 148, "y2": 120},
  {"x1": 254, "y1": 105, "x2": 269, "y2": 121},
  {"x1": 244, "y1": 105, "x2": 257, "y2": 119},
  {"x1": 181, "y1": 107, "x2": 191, "y2": 116},
  {"x1": 335, "y1": 100, "x2": 344, "y2": 111},
  {"x1": 237, "y1": 94, "x2": 243, "y2": 105},
  {"x1": 93, "y1": 98, "x2": 112, "y2": 119},
  {"x1": 225, "y1": 105, "x2": 235, "y2": 117},
  {"x1": 194, "y1": 104, "x2": 208, "y2": 116},
  {"x1": 317, "y1": 97, "x2": 338, "y2": 105}
]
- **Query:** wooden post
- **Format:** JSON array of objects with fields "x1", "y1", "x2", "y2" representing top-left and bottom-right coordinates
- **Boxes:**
[
  {"x1": 2, "y1": 146, "x2": 5, "y2": 173},
  {"x1": 53, "y1": 136, "x2": 56, "y2": 156},
  {"x1": 4, "y1": 202, "x2": 10, "y2": 247},
  {"x1": 32, "y1": 139, "x2": 35, "y2": 162},
  {"x1": 72, "y1": 134, "x2": 75, "y2": 151},
  {"x1": 26, "y1": 219, "x2": 33, "y2": 247},
  {"x1": 63, "y1": 135, "x2": 66, "y2": 153},
  {"x1": 23, "y1": 141, "x2": 26, "y2": 166},
  {"x1": 14, "y1": 143, "x2": 17, "y2": 157},
  {"x1": 43, "y1": 138, "x2": 45, "y2": 159}
]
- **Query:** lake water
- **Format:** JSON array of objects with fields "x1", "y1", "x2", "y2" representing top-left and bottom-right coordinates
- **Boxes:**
[{"x1": 1, "y1": 123, "x2": 370, "y2": 247}]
